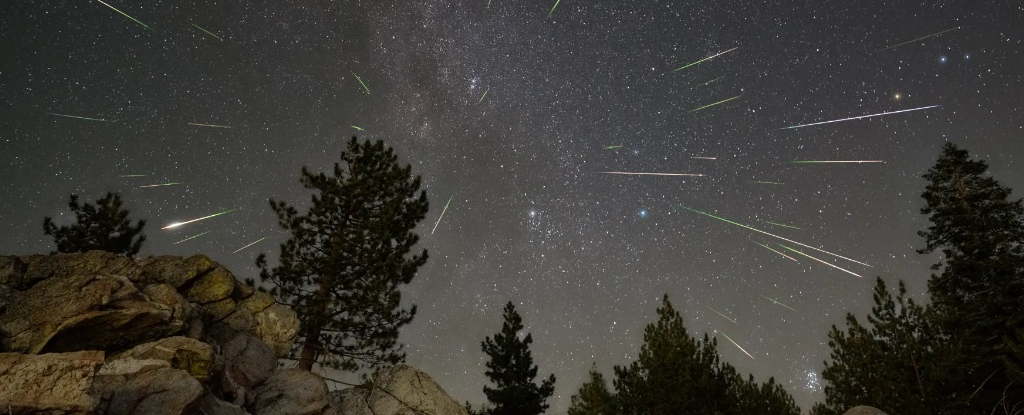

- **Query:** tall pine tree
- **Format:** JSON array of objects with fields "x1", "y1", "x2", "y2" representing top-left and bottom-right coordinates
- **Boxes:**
[
  {"x1": 918, "y1": 142, "x2": 1024, "y2": 412},
  {"x1": 43, "y1": 192, "x2": 146, "y2": 257},
  {"x1": 567, "y1": 364, "x2": 618, "y2": 415},
  {"x1": 256, "y1": 137, "x2": 428, "y2": 372},
  {"x1": 480, "y1": 302, "x2": 556, "y2": 415}
]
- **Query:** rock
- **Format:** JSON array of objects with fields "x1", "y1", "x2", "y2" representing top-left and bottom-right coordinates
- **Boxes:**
[
  {"x1": 0, "y1": 284, "x2": 20, "y2": 316},
  {"x1": 116, "y1": 336, "x2": 215, "y2": 381},
  {"x1": 0, "y1": 350, "x2": 104, "y2": 415},
  {"x1": 842, "y1": 406, "x2": 890, "y2": 415},
  {"x1": 138, "y1": 254, "x2": 217, "y2": 288},
  {"x1": 332, "y1": 364, "x2": 467, "y2": 415},
  {"x1": 254, "y1": 304, "x2": 300, "y2": 358},
  {"x1": 142, "y1": 283, "x2": 193, "y2": 334},
  {"x1": 0, "y1": 255, "x2": 27, "y2": 288},
  {"x1": 106, "y1": 367, "x2": 203, "y2": 415},
  {"x1": 237, "y1": 290, "x2": 275, "y2": 314},
  {"x1": 92, "y1": 358, "x2": 173, "y2": 407},
  {"x1": 18, "y1": 251, "x2": 141, "y2": 289},
  {"x1": 200, "y1": 389, "x2": 251, "y2": 415},
  {"x1": 186, "y1": 265, "x2": 237, "y2": 304},
  {"x1": 217, "y1": 332, "x2": 277, "y2": 405},
  {"x1": 222, "y1": 307, "x2": 257, "y2": 333},
  {"x1": 0, "y1": 273, "x2": 176, "y2": 353},
  {"x1": 252, "y1": 369, "x2": 330, "y2": 415},
  {"x1": 203, "y1": 297, "x2": 239, "y2": 322}
]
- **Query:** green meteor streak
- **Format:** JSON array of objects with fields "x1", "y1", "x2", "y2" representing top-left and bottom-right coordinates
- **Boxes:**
[
  {"x1": 604, "y1": 145, "x2": 622, "y2": 150},
  {"x1": 190, "y1": 22, "x2": 223, "y2": 41},
  {"x1": 765, "y1": 221, "x2": 801, "y2": 230},
  {"x1": 750, "y1": 181, "x2": 784, "y2": 185},
  {"x1": 760, "y1": 295, "x2": 798, "y2": 312},
  {"x1": 351, "y1": 125, "x2": 364, "y2": 131},
  {"x1": 478, "y1": 88, "x2": 489, "y2": 104},
  {"x1": 777, "y1": 244, "x2": 864, "y2": 278},
  {"x1": 173, "y1": 231, "x2": 210, "y2": 245},
  {"x1": 233, "y1": 237, "x2": 267, "y2": 253},
  {"x1": 139, "y1": 182, "x2": 182, "y2": 188},
  {"x1": 48, "y1": 112, "x2": 112, "y2": 122},
  {"x1": 188, "y1": 122, "x2": 232, "y2": 129},
  {"x1": 751, "y1": 241, "x2": 798, "y2": 262},
  {"x1": 689, "y1": 95, "x2": 741, "y2": 112},
  {"x1": 93, "y1": 0, "x2": 153, "y2": 31},
  {"x1": 707, "y1": 306, "x2": 738, "y2": 324},
  {"x1": 353, "y1": 72, "x2": 370, "y2": 94},
  {"x1": 162, "y1": 209, "x2": 237, "y2": 230},
  {"x1": 698, "y1": 76, "x2": 724, "y2": 87},
  {"x1": 671, "y1": 47, "x2": 739, "y2": 73},
  {"x1": 788, "y1": 160, "x2": 884, "y2": 164},
  {"x1": 547, "y1": 0, "x2": 562, "y2": 17},
  {"x1": 432, "y1": 195, "x2": 454, "y2": 234},
  {"x1": 880, "y1": 27, "x2": 960, "y2": 51},
  {"x1": 680, "y1": 205, "x2": 871, "y2": 267},
  {"x1": 718, "y1": 331, "x2": 755, "y2": 359},
  {"x1": 118, "y1": 174, "x2": 147, "y2": 178}
]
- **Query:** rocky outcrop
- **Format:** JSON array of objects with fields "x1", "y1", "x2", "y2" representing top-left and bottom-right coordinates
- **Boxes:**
[
  {"x1": 842, "y1": 406, "x2": 890, "y2": 415},
  {"x1": 252, "y1": 369, "x2": 331, "y2": 415},
  {"x1": 0, "y1": 351, "x2": 105, "y2": 415},
  {"x1": 332, "y1": 365, "x2": 468, "y2": 415}
]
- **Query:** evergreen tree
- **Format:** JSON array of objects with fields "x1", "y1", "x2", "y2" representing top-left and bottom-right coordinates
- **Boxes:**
[
  {"x1": 43, "y1": 192, "x2": 146, "y2": 257},
  {"x1": 816, "y1": 278, "x2": 950, "y2": 415},
  {"x1": 731, "y1": 373, "x2": 801, "y2": 415},
  {"x1": 256, "y1": 137, "x2": 428, "y2": 372},
  {"x1": 568, "y1": 364, "x2": 618, "y2": 415},
  {"x1": 480, "y1": 302, "x2": 556, "y2": 415},
  {"x1": 918, "y1": 142, "x2": 1024, "y2": 412}
]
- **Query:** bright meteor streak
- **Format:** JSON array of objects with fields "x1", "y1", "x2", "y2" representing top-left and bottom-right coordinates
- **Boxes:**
[
  {"x1": 162, "y1": 209, "x2": 237, "y2": 230},
  {"x1": 351, "y1": 125, "x2": 364, "y2": 131},
  {"x1": 765, "y1": 221, "x2": 801, "y2": 230},
  {"x1": 547, "y1": 0, "x2": 562, "y2": 17},
  {"x1": 752, "y1": 241, "x2": 798, "y2": 262},
  {"x1": 707, "y1": 306, "x2": 738, "y2": 324},
  {"x1": 680, "y1": 205, "x2": 871, "y2": 267},
  {"x1": 604, "y1": 145, "x2": 622, "y2": 150},
  {"x1": 139, "y1": 182, "x2": 182, "y2": 188},
  {"x1": 690, "y1": 95, "x2": 741, "y2": 112},
  {"x1": 432, "y1": 195, "x2": 454, "y2": 234},
  {"x1": 233, "y1": 237, "x2": 266, "y2": 253},
  {"x1": 880, "y1": 27, "x2": 960, "y2": 51},
  {"x1": 188, "y1": 122, "x2": 232, "y2": 129},
  {"x1": 691, "y1": 156, "x2": 717, "y2": 160},
  {"x1": 598, "y1": 172, "x2": 705, "y2": 177},
  {"x1": 118, "y1": 174, "x2": 147, "y2": 178},
  {"x1": 190, "y1": 22, "x2": 223, "y2": 40},
  {"x1": 478, "y1": 88, "x2": 489, "y2": 104},
  {"x1": 788, "y1": 160, "x2": 884, "y2": 164},
  {"x1": 751, "y1": 181, "x2": 784, "y2": 185},
  {"x1": 718, "y1": 331, "x2": 755, "y2": 360},
  {"x1": 48, "y1": 112, "x2": 112, "y2": 122},
  {"x1": 173, "y1": 231, "x2": 210, "y2": 245},
  {"x1": 782, "y1": 105, "x2": 941, "y2": 129},
  {"x1": 353, "y1": 72, "x2": 370, "y2": 94},
  {"x1": 93, "y1": 0, "x2": 153, "y2": 31},
  {"x1": 778, "y1": 244, "x2": 864, "y2": 278},
  {"x1": 672, "y1": 47, "x2": 739, "y2": 73},
  {"x1": 760, "y1": 295, "x2": 798, "y2": 312}
]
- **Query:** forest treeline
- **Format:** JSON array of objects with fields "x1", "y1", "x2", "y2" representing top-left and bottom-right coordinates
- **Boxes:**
[{"x1": 42, "y1": 140, "x2": 1024, "y2": 415}]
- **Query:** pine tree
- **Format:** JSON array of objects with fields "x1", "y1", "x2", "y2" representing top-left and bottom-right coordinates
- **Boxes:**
[
  {"x1": 568, "y1": 364, "x2": 618, "y2": 415},
  {"x1": 816, "y1": 278, "x2": 951, "y2": 415},
  {"x1": 43, "y1": 192, "x2": 146, "y2": 257},
  {"x1": 732, "y1": 373, "x2": 801, "y2": 415},
  {"x1": 256, "y1": 137, "x2": 428, "y2": 372},
  {"x1": 918, "y1": 142, "x2": 1024, "y2": 412},
  {"x1": 480, "y1": 302, "x2": 556, "y2": 415}
]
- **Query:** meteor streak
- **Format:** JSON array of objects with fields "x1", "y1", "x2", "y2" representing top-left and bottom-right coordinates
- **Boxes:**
[
  {"x1": 351, "y1": 125, "x2": 364, "y2": 131},
  {"x1": 162, "y1": 209, "x2": 237, "y2": 230},
  {"x1": 188, "y1": 122, "x2": 232, "y2": 128},
  {"x1": 698, "y1": 76, "x2": 724, "y2": 87},
  {"x1": 190, "y1": 22, "x2": 223, "y2": 40},
  {"x1": 707, "y1": 306, "x2": 738, "y2": 324},
  {"x1": 782, "y1": 105, "x2": 941, "y2": 129},
  {"x1": 691, "y1": 156, "x2": 717, "y2": 160},
  {"x1": 233, "y1": 237, "x2": 266, "y2": 253},
  {"x1": 48, "y1": 112, "x2": 112, "y2": 122},
  {"x1": 671, "y1": 47, "x2": 739, "y2": 73},
  {"x1": 93, "y1": 0, "x2": 153, "y2": 31},
  {"x1": 718, "y1": 331, "x2": 755, "y2": 359},
  {"x1": 547, "y1": 0, "x2": 562, "y2": 17},
  {"x1": 353, "y1": 72, "x2": 370, "y2": 94},
  {"x1": 751, "y1": 181, "x2": 784, "y2": 185},
  {"x1": 880, "y1": 27, "x2": 960, "y2": 51},
  {"x1": 478, "y1": 88, "x2": 489, "y2": 104},
  {"x1": 598, "y1": 172, "x2": 704, "y2": 177},
  {"x1": 765, "y1": 221, "x2": 801, "y2": 230},
  {"x1": 173, "y1": 231, "x2": 209, "y2": 245},
  {"x1": 752, "y1": 241, "x2": 798, "y2": 262},
  {"x1": 760, "y1": 294, "x2": 798, "y2": 312},
  {"x1": 788, "y1": 160, "x2": 884, "y2": 164},
  {"x1": 680, "y1": 205, "x2": 871, "y2": 267},
  {"x1": 139, "y1": 182, "x2": 182, "y2": 188},
  {"x1": 431, "y1": 195, "x2": 454, "y2": 234},
  {"x1": 118, "y1": 174, "x2": 147, "y2": 178},
  {"x1": 690, "y1": 95, "x2": 741, "y2": 112},
  {"x1": 778, "y1": 244, "x2": 864, "y2": 278},
  {"x1": 604, "y1": 145, "x2": 622, "y2": 150}
]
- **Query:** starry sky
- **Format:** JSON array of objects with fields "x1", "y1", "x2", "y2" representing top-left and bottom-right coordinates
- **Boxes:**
[{"x1": 2, "y1": 0, "x2": 1023, "y2": 412}]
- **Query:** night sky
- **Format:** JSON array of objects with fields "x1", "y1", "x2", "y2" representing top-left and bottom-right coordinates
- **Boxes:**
[{"x1": 2, "y1": 0, "x2": 1023, "y2": 412}]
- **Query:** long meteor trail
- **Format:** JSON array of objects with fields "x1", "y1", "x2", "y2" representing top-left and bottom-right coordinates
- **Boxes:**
[
  {"x1": 478, "y1": 88, "x2": 489, "y2": 104},
  {"x1": 680, "y1": 205, "x2": 871, "y2": 267},
  {"x1": 789, "y1": 160, "x2": 884, "y2": 164},
  {"x1": 48, "y1": 112, "x2": 112, "y2": 122},
  {"x1": 752, "y1": 241, "x2": 798, "y2": 262},
  {"x1": 353, "y1": 72, "x2": 370, "y2": 94},
  {"x1": 690, "y1": 95, "x2": 741, "y2": 113},
  {"x1": 782, "y1": 105, "x2": 941, "y2": 129},
  {"x1": 93, "y1": 0, "x2": 153, "y2": 31},
  {"x1": 162, "y1": 209, "x2": 237, "y2": 230},
  {"x1": 190, "y1": 22, "x2": 223, "y2": 40},
  {"x1": 431, "y1": 195, "x2": 454, "y2": 234},
  {"x1": 760, "y1": 295, "x2": 798, "y2": 312},
  {"x1": 233, "y1": 237, "x2": 266, "y2": 253},
  {"x1": 765, "y1": 221, "x2": 801, "y2": 230},
  {"x1": 718, "y1": 331, "x2": 755, "y2": 359},
  {"x1": 598, "y1": 171, "x2": 705, "y2": 177},
  {"x1": 880, "y1": 27, "x2": 960, "y2": 51},
  {"x1": 188, "y1": 122, "x2": 232, "y2": 128},
  {"x1": 139, "y1": 182, "x2": 182, "y2": 188},
  {"x1": 672, "y1": 47, "x2": 739, "y2": 73},
  {"x1": 173, "y1": 231, "x2": 210, "y2": 245},
  {"x1": 778, "y1": 244, "x2": 864, "y2": 278},
  {"x1": 547, "y1": 0, "x2": 562, "y2": 17},
  {"x1": 707, "y1": 306, "x2": 738, "y2": 324}
]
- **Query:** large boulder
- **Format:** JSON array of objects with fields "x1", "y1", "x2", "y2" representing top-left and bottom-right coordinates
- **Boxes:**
[
  {"x1": 106, "y1": 367, "x2": 203, "y2": 415},
  {"x1": 137, "y1": 254, "x2": 218, "y2": 288},
  {"x1": 200, "y1": 389, "x2": 251, "y2": 415},
  {"x1": 254, "y1": 303, "x2": 300, "y2": 358},
  {"x1": 251, "y1": 369, "x2": 331, "y2": 415},
  {"x1": 0, "y1": 251, "x2": 141, "y2": 290},
  {"x1": 842, "y1": 407, "x2": 890, "y2": 415},
  {"x1": 217, "y1": 332, "x2": 278, "y2": 405},
  {"x1": 0, "y1": 350, "x2": 104, "y2": 415},
  {"x1": 333, "y1": 365, "x2": 468, "y2": 415},
  {"x1": 115, "y1": 336, "x2": 215, "y2": 381}
]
